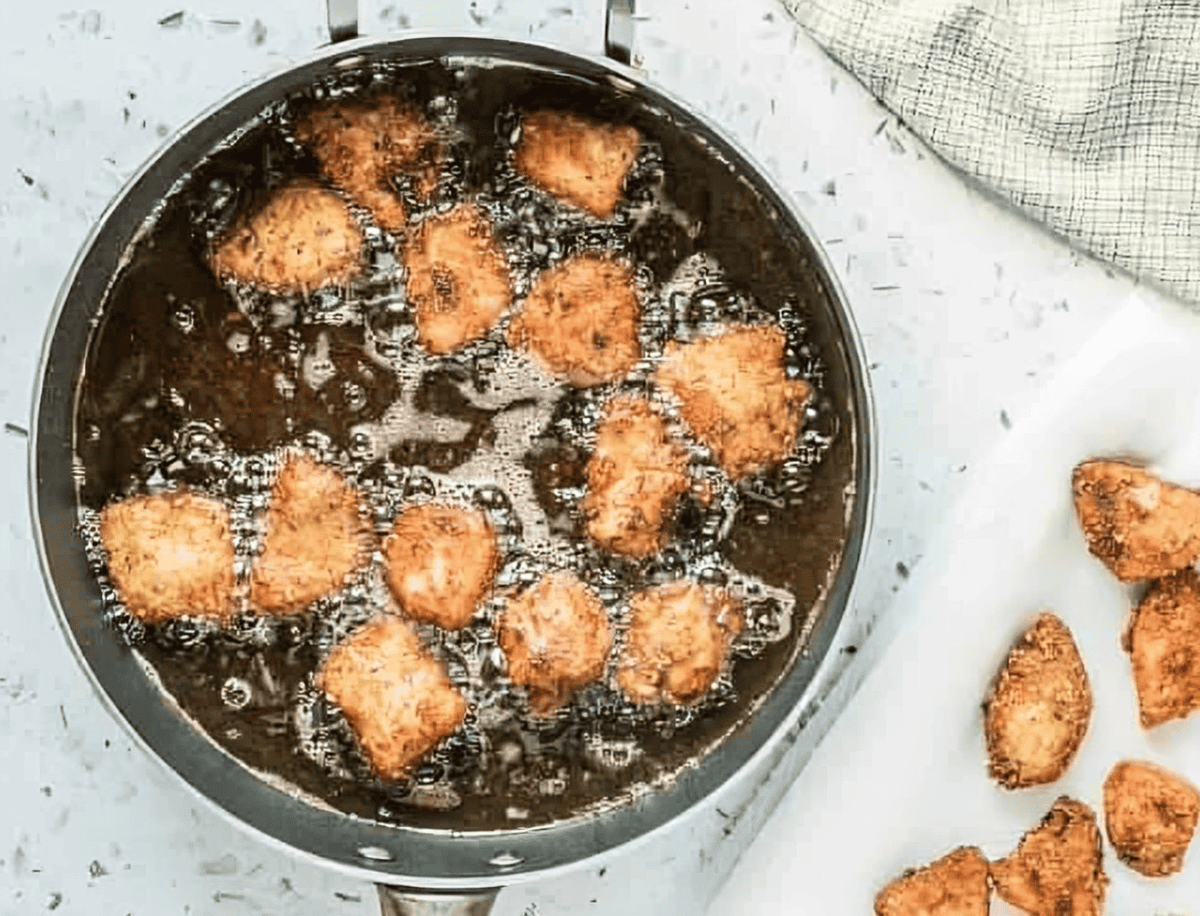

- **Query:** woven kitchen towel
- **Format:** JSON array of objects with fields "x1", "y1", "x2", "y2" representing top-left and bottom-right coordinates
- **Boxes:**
[{"x1": 782, "y1": 0, "x2": 1200, "y2": 303}]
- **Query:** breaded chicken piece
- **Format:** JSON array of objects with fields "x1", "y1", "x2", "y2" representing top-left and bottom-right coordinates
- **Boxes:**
[
  {"x1": 383, "y1": 503, "x2": 499, "y2": 631},
  {"x1": 294, "y1": 96, "x2": 438, "y2": 234},
  {"x1": 654, "y1": 325, "x2": 812, "y2": 481},
  {"x1": 1072, "y1": 459, "x2": 1200, "y2": 582},
  {"x1": 873, "y1": 846, "x2": 991, "y2": 916},
  {"x1": 317, "y1": 615, "x2": 466, "y2": 781},
  {"x1": 99, "y1": 490, "x2": 236, "y2": 624},
  {"x1": 494, "y1": 571, "x2": 612, "y2": 715},
  {"x1": 514, "y1": 110, "x2": 640, "y2": 219},
  {"x1": 581, "y1": 396, "x2": 690, "y2": 558},
  {"x1": 1104, "y1": 759, "x2": 1200, "y2": 877},
  {"x1": 984, "y1": 612, "x2": 1093, "y2": 789},
  {"x1": 991, "y1": 797, "x2": 1107, "y2": 916},
  {"x1": 403, "y1": 204, "x2": 513, "y2": 355},
  {"x1": 505, "y1": 252, "x2": 641, "y2": 387},
  {"x1": 616, "y1": 580, "x2": 744, "y2": 706},
  {"x1": 209, "y1": 179, "x2": 363, "y2": 294},
  {"x1": 1125, "y1": 569, "x2": 1200, "y2": 728},
  {"x1": 249, "y1": 453, "x2": 372, "y2": 615}
]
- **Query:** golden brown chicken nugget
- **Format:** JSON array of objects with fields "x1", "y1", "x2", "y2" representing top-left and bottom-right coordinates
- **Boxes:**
[
  {"x1": 581, "y1": 396, "x2": 690, "y2": 558},
  {"x1": 99, "y1": 490, "x2": 237, "y2": 624},
  {"x1": 294, "y1": 96, "x2": 439, "y2": 233},
  {"x1": 654, "y1": 325, "x2": 812, "y2": 481},
  {"x1": 983, "y1": 612, "x2": 1093, "y2": 789},
  {"x1": 616, "y1": 580, "x2": 744, "y2": 706},
  {"x1": 990, "y1": 797, "x2": 1107, "y2": 916},
  {"x1": 209, "y1": 179, "x2": 363, "y2": 294},
  {"x1": 1104, "y1": 759, "x2": 1200, "y2": 877},
  {"x1": 1072, "y1": 459, "x2": 1200, "y2": 582},
  {"x1": 514, "y1": 110, "x2": 639, "y2": 219},
  {"x1": 383, "y1": 503, "x2": 499, "y2": 631},
  {"x1": 873, "y1": 846, "x2": 991, "y2": 916},
  {"x1": 495, "y1": 571, "x2": 612, "y2": 715},
  {"x1": 403, "y1": 204, "x2": 513, "y2": 355},
  {"x1": 505, "y1": 252, "x2": 641, "y2": 387},
  {"x1": 1126, "y1": 569, "x2": 1200, "y2": 728},
  {"x1": 249, "y1": 454, "x2": 372, "y2": 615},
  {"x1": 317, "y1": 615, "x2": 466, "y2": 781}
]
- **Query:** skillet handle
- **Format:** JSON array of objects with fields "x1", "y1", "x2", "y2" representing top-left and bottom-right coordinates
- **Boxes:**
[
  {"x1": 377, "y1": 886, "x2": 500, "y2": 916},
  {"x1": 604, "y1": 0, "x2": 635, "y2": 64},
  {"x1": 327, "y1": 0, "x2": 359, "y2": 43}
]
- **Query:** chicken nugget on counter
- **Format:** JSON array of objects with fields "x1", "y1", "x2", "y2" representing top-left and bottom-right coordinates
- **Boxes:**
[
  {"x1": 294, "y1": 96, "x2": 439, "y2": 234},
  {"x1": 990, "y1": 796, "x2": 1107, "y2": 916},
  {"x1": 494, "y1": 571, "x2": 612, "y2": 714},
  {"x1": 1072, "y1": 459, "x2": 1200, "y2": 582},
  {"x1": 983, "y1": 612, "x2": 1093, "y2": 789},
  {"x1": 99, "y1": 490, "x2": 237, "y2": 624},
  {"x1": 209, "y1": 179, "x2": 363, "y2": 294},
  {"x1": 1125, "y1": 569, "x2": 1200, "y2": 728},
  {"x1": 249, "y1": 453, "x2": 373, "y2": 615},
  {"x1": 654, "y1": 325, "x2": 812, "y2": 481},
  {"x1": 383, "y1": 503, "x2": 499, "y2": 631},
  {"x1": 873, "y1": 846, "x2": 991, "y2": 916},
  {"x1": 317, "y1": 615, "x2": 466, "y2": 781},
  {"x1": 581, "y1": 396, "x2": 690, "y2": 558},
  {"x1": 514, "y1": 110, "x2": 640, "y2": 219},
  {"x1": 403, "y1": 203, "x2": 513, "y2": 355},
  {"x1": 505, "y1": 252, "x2": 641, "y2": 387},
  {"x1": 1104, "y1": 759, "x2": 1200, "y2": 877},
  {"x1": 616, "y1": 580, "x2": 744, "y2": 706}
]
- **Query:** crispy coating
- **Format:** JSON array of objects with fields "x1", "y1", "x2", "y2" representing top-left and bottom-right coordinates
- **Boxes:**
[
  {"x1": 581, "y1": 396, "x2": 690, "y2": 558},
  {"x1": 383, "y1": 503, "x2": 499, "y2": 631},
  {"x1": 873, "y1": 846, "x2": 991, "y2": 916},
  {"x1": 249, "y1": 454, "x2": 372, "y2": 615},
  {"x1": 1104, "y1": 759, "x2": 1200, "y2": 877},
  {"x1": 654, "y1": 325, "x2": 812, "y2": 481},
  {"x1": 495, "y1": 571, "x2": 612, "y2": 714},
  {"x1": 991, "y1": 797, "x2": 1108, "y2": 916},
  {"x1": 505, "y1": 252, "x2": 641, "y2": 387},
  {"x1": 514, "y1": 110, "x2": 640, "y2": 219},
  {"x1": 209, "y1": 179, "x2": 363, "y2": 294},
  {"x1": 403, "y1": 204, "x2": 513, "y2": 355},
  {"x1": 983, "y1": 612, "x2": 1093, "y2": 789},
  {"x1": 1125, "y1": 569, "x2": 1200, "y2": 728},
  {"x1": 616, "y1": 580, "x2": 744, "y2": 706},
  {"x1": 294, "y1": 96, "x2": 439, "y2": 233},
  {"x1": 1072, "y1": 459, "x2": 1200, "y2": 582},
  {"x1": 99, "y1": 490, "x2": 236, "y2": 624},
  {"x1": 317, "y1": 615, "x2": 466, "y2": 781}
]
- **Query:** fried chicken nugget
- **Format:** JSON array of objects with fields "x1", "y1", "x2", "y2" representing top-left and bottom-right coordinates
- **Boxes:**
[
  {"x1": 991, "y1": 797, "x2": 1107, "y2": 916},
  {"x1": 873, "y1": 846, "x2": 991, "y2": 916},
  {"x1": 383, "y1": 503, "x2": 499, "y2": 631},
  {"x1": 983, "y1": 612, "x2": 1093, "y2": 789},
  {"x1": 1125, "y1": 569, "x2": 1200, "y2": 728},
  {"x1": 317, "y1": 615, "x2": 466, "y2": 781},
  {"x1": 1104, "y1": 759, "x2": 1200, "y2": 877},
  {"x1": 249, "y1": 453, "x2": 372, "y2": 615},
  {"x1": 403, "y1": 203, "x2": 513, "y2": 355},
  {"x1": 505, "y1": 252, "x2": 641, "y2": 387},
  {"x1": 616, "y1": 580, "x2": 744, "y2": 706},
  {"x1": 581, "y1": 396, "x2": 690, "y2": 558},
  {"x1": 1072, "y1": 459, "x2": 1200, "y2": 582},
  {"x1": 294, "y1": 96, "x2": 439, "y2": 234},
  {"x1": 209, "y1": 179, "x2": 363, "y2": 294},
  {"x1": 494, "y1": 571, "x2": 612, "y2": 715},
  {"x1": 514, "y1": 110, "x2": 640, "y2": 219},
  {"x1": 99, "y1": 490, "x2": 236, "y2": 624},
  {"x1": 654, "y1": 325, "x2": 812, "y2": 481}
]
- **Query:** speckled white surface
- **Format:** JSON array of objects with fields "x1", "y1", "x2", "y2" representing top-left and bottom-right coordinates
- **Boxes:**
[{"x1": 0, "y1": 0, "x2": 1145, "y2": 914}]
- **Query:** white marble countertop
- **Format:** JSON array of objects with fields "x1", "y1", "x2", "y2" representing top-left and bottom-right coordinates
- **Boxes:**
[{"x1": 0, "y1": 0, "x2": 1145, "y2": 913}]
